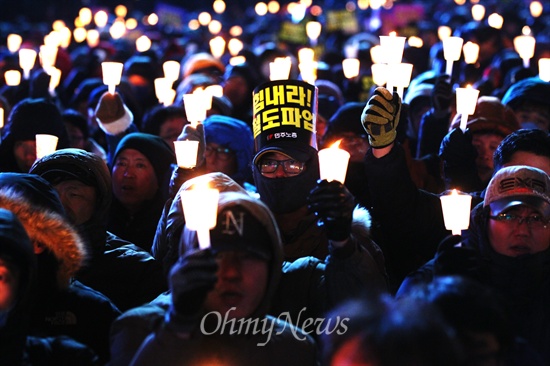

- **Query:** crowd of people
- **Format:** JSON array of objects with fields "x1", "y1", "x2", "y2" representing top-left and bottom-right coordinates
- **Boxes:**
[{"x1": 0, "y1": 0, "x2": 549, "y2": 365}]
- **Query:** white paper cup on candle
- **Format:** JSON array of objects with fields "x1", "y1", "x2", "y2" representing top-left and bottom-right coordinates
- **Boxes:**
[
  {"x1": 379, "y1": 35, "x2": 406, "y2": 65},
  {"x1": 36, "y1": 134, "x2": 59, "y2": 159},
  {"x1": 183, "y1": 93, "x2": 207, "y2": 126},
  {"x1": 19, "y1": 48, "x2": 37, "y2": 80},
  {"x1": 538, "y1": 58, "x2": 550, "y2": 82},
  {"x1": 101, "y1": 61, "x2": 124, "y2": 94},
  {"x1": 456, "y1": 86, "x2": 480, "y2": 131},
  {"x1": 440, "y1": 189, "x2": 472, "y2": 235},
  {"x1": 342, "y1": 58, "x2": 360, "y2": 79},
  {"x1": 442, "y1": 36, "x2": 464, "y2": 77},
  {"x1": 181, "y1": 187, "x2": 220, "y2": 249},
  {"x1": 5, "y1": 70, "x2": 21, "y2": 86},
  {"x1": 318, "y1": 141, "x2": 351, "y2": 183},
  {"x1": 173, "y1": 140, "x2": 199, "y2": 168}
]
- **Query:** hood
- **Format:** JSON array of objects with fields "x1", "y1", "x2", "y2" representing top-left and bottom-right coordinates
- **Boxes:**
[
  {"x1": 203, "y1": 115, "x2": 254, "y2": 185},
  {"x1": 0, "y1": 208, "x2": 36, "y2": 366},
  {"x1": 180, "y1": 190, "x2": 283, "y2": 318},
  {"x1": 29, "y1": 148, "x2": 112, "y2": 254},
  {"x1": 0, "y1": 185, "x2": 85, "y2": 289}
]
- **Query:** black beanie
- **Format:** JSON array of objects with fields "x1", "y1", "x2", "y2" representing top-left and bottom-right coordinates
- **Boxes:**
[
  {"x1": 113, "y1": 132, "x2": 176, "y2": 186},
  {"x1": 327, "y1": 102, "x2": 368, "y2": 136}
]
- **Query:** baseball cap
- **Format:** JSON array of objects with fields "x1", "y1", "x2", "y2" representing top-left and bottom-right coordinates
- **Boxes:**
[
  {"x1": 484, "y1": 165, "x2": 550, "y2": 216},
  {"x1": 210, "y1": 205, "x2": 272, "y2": 260}
]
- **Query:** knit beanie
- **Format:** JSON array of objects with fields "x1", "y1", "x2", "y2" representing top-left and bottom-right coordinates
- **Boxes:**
[
  {"x1": 5, "y1": 98, "x2": 70, "y2": 147},
  {"x1": 203, "y1": 115, "x2": 254, "y2": 184},
  {"x1": 113, "y1": 132, "x2": 176, "y2": 186},
  {"x1": 94, "y1": 91, "x2": 133, "y2": 136},
  {"x1": 326, "y1": 102, "x2": 368, "y2": 137},
  {"x1": 501, "y1": 77, "x2": 550, "y2": 112},
  {"x1": 450, "y1": 96, "x2": 520, "y2": 137},
  {"x1": 182, "y1": 52, "x2": 225, "y2": 79}
]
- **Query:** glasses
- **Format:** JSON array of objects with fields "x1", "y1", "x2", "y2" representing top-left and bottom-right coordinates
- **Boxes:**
[
  {"x1": 258, "y1": 159, "x2": 305, "y2": 176},
  {"x1": 204, "y1": 145, "x2": 234, "y2": 161},
  {"x1": 489, "y1": 213, "x2": 549, "y2": 229}
]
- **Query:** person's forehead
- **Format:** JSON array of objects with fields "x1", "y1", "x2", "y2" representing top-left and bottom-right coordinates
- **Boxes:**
[
  {"x1": 117, "y1": 148, "x2": 150, "y2": 161},
  {"x1": 260, "y1": 151, "x2": 294, "y2": 160}
]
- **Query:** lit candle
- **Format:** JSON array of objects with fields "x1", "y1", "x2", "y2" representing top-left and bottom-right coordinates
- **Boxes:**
[
  {"x1": 298, "y1": 47, "x2": 315, "y2": 65},
  {"x1": 227, "y1": 38, "x2": 244, "y2": 56},
  {"x1": 471, "y1": 4, "x2": 485, "y2": 22},
  {"x1": 539, "y1": 58, "x2": 550, "y2": 82},
  {"x1": 47, "y1": 67, "x2": 61, "y2": 96},
  {"x1": 101, "y1": 61, "x2": 124, "y2": 95},
  {"x1": 379, "y1": 33, "x2": 406, "y2": 65},
  {"x1": 209, "y1": 36, "x2": 226, "y2": 59},
  {"x1": 5, "y1": 70, "x2": 21, "y2": 86},
  {"x1": 371, "y1": 63, "x2": 388, "y2": 87},
  {"x1": 462, "y1": 41, "x2": 480, "y2": 64},
  {"x1": 183, "y1": 93, "x2": 208, "y2": 126},
  {"x1": 318, "y1": 140, "x2": 351, "y2": 183},
  {"x1": 0, "y1": 108, "x2": 4, "y2": 129},
  {"x1": 342, "y1": 58, "x2": 360, "y2": 79},
  {"x1": 163, "y1": 60, "x2": 180, "y2": 82},
  {"x1": 181, "y1": 185, "x2": 220, "y2": 249},
  {"x1": 35, "y1": 134, "x2": 59, "y2": 159},
  {"x1": 173, "y1": 140, "x2": 200, "y2": 168},
  {"x1": 19, "y1": 48, "x2": 37, "y2": 80},
  {"x1": 369, "y1": 45, "x2": 384, "y2": 65},
  {"x1": 514, "y1": 35, "x2": 536, "y2": 69},
  {"x1": 7, "y1": 34, "x2": 22, "y2": 53},
  {"x1": 154, "y1": 78, "x2": 172, "y2": 105},
  {"x1": 440, "y1": 189, "x2": 472, "y2": 235},
  {"x1": 269, "y1": 57, "x2": 292, "y2": 81},
  {"x1": 205, "y1": 84, "x2": 224, "y2": 98},
  {"x1": 306, "y1": 21, "x2": 322, "y2": 46},
  {"x1": 299, "y1": 61, "x2": 317, "y2": 85},
  {"x1": 442, "y1": 36, "x2": 464, "y2": 77},
  {"x1": 391, "y1": 63, "x2": 414, "y2": 100},
  {"x1": 455, "y1": 85, "x2": 480, "y2": 132}
]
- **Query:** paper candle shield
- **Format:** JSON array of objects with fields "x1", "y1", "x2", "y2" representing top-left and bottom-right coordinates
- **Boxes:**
[{"x1": 252, "y1": 79, "x2": 318, "y2": 158}]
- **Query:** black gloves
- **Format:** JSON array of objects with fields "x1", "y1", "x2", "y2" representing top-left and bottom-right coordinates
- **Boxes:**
[
  {"x1": 431, "y1": 75, "x2": 453, "y2": 115},
  {"x1": 433, "y1": 235, "x2": 480, "y2": 279},
  {"x1": 439, "y1": 128, "x2": 480, "y2": 191},
  {"x1": 177, "y1": 123, "x2": 206, "y2": 168},
  {"x1": 166, "y1": 249, "x2": 218, "y2": 333},
  {"x1": 361, "y1": 87, "x2": 402, "y2": 148},
  {"x1": 307, "y1": 179, "x2": 355, "y2": 242}
]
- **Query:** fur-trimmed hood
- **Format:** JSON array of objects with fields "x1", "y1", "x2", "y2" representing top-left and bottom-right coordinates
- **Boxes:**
[{"x1": 0, "y1": 187, "x2": 85, "y2": 288}]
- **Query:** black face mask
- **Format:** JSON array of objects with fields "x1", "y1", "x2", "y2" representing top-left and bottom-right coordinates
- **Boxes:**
[{"x1": 253, "y1": 155, "x2": 320, "y2": 214}]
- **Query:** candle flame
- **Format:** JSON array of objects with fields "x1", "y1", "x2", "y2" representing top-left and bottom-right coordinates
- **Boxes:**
[
  {"x1": 330, "y1": 140, "x2": 342, "y2": 149},
  {"x1": 451, "y1": 189, "x2": 458, "y2": 196},
  {"x1": 389, "y1": 31, "x2": 397, "y2": 36}
]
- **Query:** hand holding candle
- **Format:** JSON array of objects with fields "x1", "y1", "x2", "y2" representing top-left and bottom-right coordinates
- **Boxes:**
[{"x1": 440, "y1": 189, "x2": 472, "y2": 235}]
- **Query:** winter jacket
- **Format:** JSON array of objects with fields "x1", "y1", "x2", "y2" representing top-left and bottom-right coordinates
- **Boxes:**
[
  {"x1": 30, "y1": 148, "x2": 167, "y2": 311},
  {"x1": 398, "y1": 202, "x2": 550, "y2": 363},
  {"x1": 0, "y1": 174, "x2": 120, "y2": 364}
]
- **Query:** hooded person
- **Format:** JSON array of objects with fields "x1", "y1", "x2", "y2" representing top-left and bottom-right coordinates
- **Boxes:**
[
  {"x1": 111, "y1": 173, "x2": 388, "y2": 366},
  {"x1": 118, "y1": 189, "x2": 317, "y2": 366},
  {"x1": 0, "y1": 208, "x2": 100, "y2": 365},
  {"x1": 30, "y1": 148, "x2": 167, "y2": 311},
  {"x1": 109, "y1": 132, "x2": 176, "y2": 251},
  {"x1": 0, "y1": 173, "x2": 120, "y2": 364},
  {"x1": 0, "y1": 98, "x2": 70, "y2": 173}
]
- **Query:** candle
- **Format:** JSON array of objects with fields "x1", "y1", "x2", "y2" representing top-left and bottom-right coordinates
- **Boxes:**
[
  {"x1": 539, "y1": 58, "x2": 550, "y2": 82},
  {"x1": 471, "y1": 4, "x2": 485, "y2": 22},
  {"x1": 209, "y1": 36, "x2": 226, "y2": 59},
  {"x1": 39, "y1": 45, "x2": 58, "y2": 72},
  {"x1": 342, "y1": 58, "x2": 360, "y2": 79},
  {"x1": 36, "y1": 134, "x2": 59, "y2": 159},
  {"x1": 0, "y1": 108, "x2": 4, "y2": 129},
  {"x1": 298, "y1": 48, "x2": 315, "y2": 65},
  {"x1": 269, "y1": 57, "x2": 292, "y2": 81},
  {"x1": 369, "y1": 45, "x2": 384, "y2": 65},
  {"x1": 442, "y1": 36, "x2": 464, "y2": 77},
  {"x1": 299, "y1": 61, "x2": 317, "y2": 85},
  {"x1": 173, "y1": 140, "x2": 200, "y2": 168},
  {"x1": 462, "y1": 42, "x2": 480, "y2": 64},
  {"x1": 391, "y1": 63, "x2": 414, "y2": 100},
  {"x1": 19, "y1": 48, "x2": 37, "y2": 80},
  {"x1": 205, "y1": 84, "x2": 224, "y2": 98},
  {"x1": 306, "y1": 21, "x2": 322, "y2": 46},
  {"x1": 7, "y1": 34, "x2": 22, "y2": 53},
  {"x1": 440, "y1": 189, "x2": 472, "y2": 235},
  {"x1": 5, "y1": 70, "x2": 21, "y2": 86},
  {"x1": 318, "y1": 140, "x2": 351, "y2": 183},
  {"x1": 455, "y1": 85, "x2": 480, "y2": 132},
  {"x1": 183, "y1": 93, "x2": 208, "y2": 126},
  {"x1": 379, "y1": 34, "x2": 406, "y2": 65},
  {"x1": 47, "y1": 67, "x2": 61, "y2": 96},
  {"x1": 227, "y1": 38, "x2": 244, "y2": 56},
  {"x1": 181, "y1": 185, "x2": 220, "y2": 249},
  {"x1": 163, "y1": 60, "x2": 180, "y2": 82},
  {"x1": 101, "y1": 61, "x2": 124, "y2": 95},
  {"x1": 371, "y1": 63, "x2": 388, "y2": 87},
  {"x1": 514, "y1": 35, "x2": 536, "y2": 69}
]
